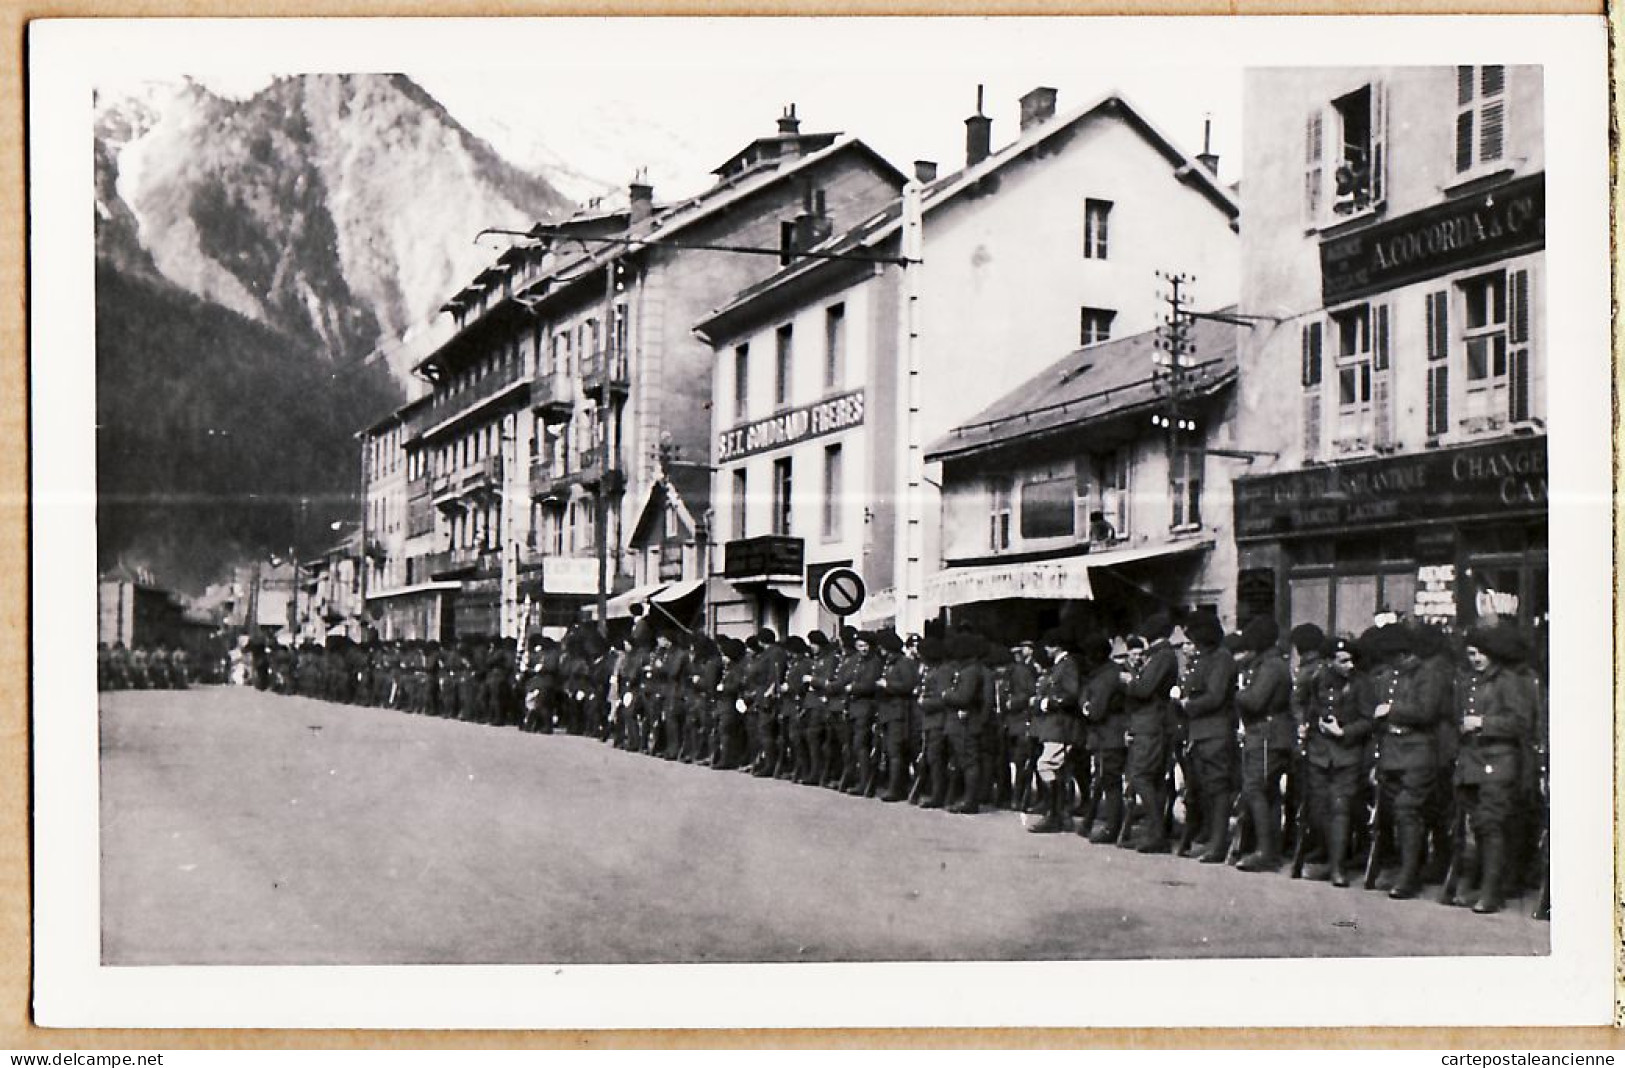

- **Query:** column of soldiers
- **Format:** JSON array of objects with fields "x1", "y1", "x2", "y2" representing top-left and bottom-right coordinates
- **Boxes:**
[
  {"x1": 240, "y1": 607, "x2": 1547, "y2": 918},
  {"x1": 97, "y1": 641, "x2": 192, "y2": 691}
]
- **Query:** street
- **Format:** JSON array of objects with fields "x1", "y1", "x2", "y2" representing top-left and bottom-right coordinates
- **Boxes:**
[{"x1": 100, "y1": 687, "x2": 1549, "y2": 966}]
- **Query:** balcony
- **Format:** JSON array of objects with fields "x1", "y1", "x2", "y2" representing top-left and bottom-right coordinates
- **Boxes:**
[
  {"x1": 531, "y1": 370, "x2": 575, "y2": 419},
  {"x1": 424, "y1": 357, "x2": 526, "y2": 434},
  {"x1": 580, "y1": 349, "x2": 629, "y2": 401},
  {"x1": 460, "y1": 455, "x2": 504, "y2": 497},
  {"x1": 430, "y1": 471, "x2": 458, "y2": 506},
  {"x1": 531, "y1": 454, "x2": 565, "y2": 500}
]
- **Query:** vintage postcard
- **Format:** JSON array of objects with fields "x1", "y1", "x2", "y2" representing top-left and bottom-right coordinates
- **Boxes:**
[{"x1": 27, "y1": 14, "x2": 1615, "y2": 1030}]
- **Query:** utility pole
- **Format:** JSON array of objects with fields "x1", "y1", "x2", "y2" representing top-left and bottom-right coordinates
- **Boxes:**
[
  {"x1": 594, "y1": 255, "x2": 618, "y2": 634},
  {"x1": 500, "y1": 417, "x2": 520, "y2": 639},
  {"x1": 1152, "y1": 271, "x2": 1200, "y2": 455},
  {"x1": 893, "y1": 178, "x2": 926, "y2": 636}
]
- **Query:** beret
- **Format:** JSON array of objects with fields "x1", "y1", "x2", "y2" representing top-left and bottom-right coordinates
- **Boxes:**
[
  {"x1": 1183, "y1": 611, "x2": 1225, "y2": 648},
  {"x1": 1139, "y1": 612, "x2": 1173, "y2": 642},
  {"x1": 1240, "y1": 615, "x2": 1280, "y2": 654},
  {"x1": 1290, "y1": 623, "x2": 1326, "y2": 655}
]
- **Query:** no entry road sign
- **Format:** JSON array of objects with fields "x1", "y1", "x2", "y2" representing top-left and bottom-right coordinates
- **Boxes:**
[{"x1": 817, "y1": 567, "x2": 867, "y2": 617}]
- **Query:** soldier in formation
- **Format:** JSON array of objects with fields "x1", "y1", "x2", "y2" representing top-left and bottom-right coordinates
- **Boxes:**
[{"x1": 241, "y1": 607, "x2": 1546, "y2": 917}]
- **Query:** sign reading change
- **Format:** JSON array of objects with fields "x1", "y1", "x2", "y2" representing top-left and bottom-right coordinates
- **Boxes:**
[{"x1": 717, "y1": 390, "x2": 865, "y2": 463}]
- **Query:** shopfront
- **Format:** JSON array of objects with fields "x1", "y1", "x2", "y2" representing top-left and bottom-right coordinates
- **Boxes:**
[{"x1": 1233, "y1": 434, "x2": 1548, "y2": 638}]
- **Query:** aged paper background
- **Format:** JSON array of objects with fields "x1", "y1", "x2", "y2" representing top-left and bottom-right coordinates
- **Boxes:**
[{"x1": 9, "y1": 3, "x2": 1622, "y2": 1048}]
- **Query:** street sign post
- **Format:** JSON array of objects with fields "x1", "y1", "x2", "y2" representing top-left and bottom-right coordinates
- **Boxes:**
[{"x1": 817, "y1": 566, "x2": 867, "y2": 618}]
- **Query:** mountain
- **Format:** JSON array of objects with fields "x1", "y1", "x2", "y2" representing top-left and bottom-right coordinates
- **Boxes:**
[
  {"x1": 93, "y1": 74, "x2": 575, "y2": 593},
  {"x1": 96, "y1": 73, "x2": 574, "y2": 368}
]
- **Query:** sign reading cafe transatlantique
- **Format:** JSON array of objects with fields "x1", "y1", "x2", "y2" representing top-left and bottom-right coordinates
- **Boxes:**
[
  {"x1": 1320, "y1": 173, "x2": 1544, "y2": 304},
  {"x1": 717, "y1": 390, "x2": 865, "y2": 463}
]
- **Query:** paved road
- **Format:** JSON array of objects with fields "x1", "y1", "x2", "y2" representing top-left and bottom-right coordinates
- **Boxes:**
[{"x1": 100, "y1": 687, "x2": 1549, "y2": 965}]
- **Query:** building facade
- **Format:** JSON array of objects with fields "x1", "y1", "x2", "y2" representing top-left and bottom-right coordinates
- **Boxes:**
[
  {"x1": 926, "y1": 315, "x2": 1242, "y2": 640},
  {"x1": 696, "y1": 88, "x2": 1241, "y2": 637},
  {"x1": 372, "y1": 109, "x2": 904, "y2": 638},
  {"x1": 1231, "y1": 66, "x2": 1547, "y2": 640}
]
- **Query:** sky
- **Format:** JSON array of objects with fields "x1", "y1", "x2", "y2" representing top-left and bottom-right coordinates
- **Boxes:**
[{"x1": 176, "y1": 19, "x2": 1245, "y2": 205}]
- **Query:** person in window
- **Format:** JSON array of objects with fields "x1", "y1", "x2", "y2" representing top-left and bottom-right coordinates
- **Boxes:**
[{"x1": 1088, "y1": 511, "x2": 1117, "y2": 545}]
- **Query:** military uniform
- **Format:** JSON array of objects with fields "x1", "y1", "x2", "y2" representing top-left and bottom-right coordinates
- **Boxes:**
[
  {"x1": 1175, "y1": 614, "x2": 1238, "y2": 861},
  {"x1": 943, "y1": 636, "x2": 986, "y2": 815},
  {"x1": 1453, "y1": 626, "x2": 1537, "y2": 913},
  {"x1": 913, "y1": 638, "x2": 952, "y2": 809},
  {"x1": 1027, "y1": 634, "x2": 1082, "y2": 833},
  {"x1": 1125, "y1": 615, "x2": 1179, "y2": 851},
  {"x1": 843, "y1": 640, "x2": 883, "y2": 794},
  {"x1": 1370, "y1": 627, "x2": 1444, "y2": 899},
  {"x1": 1080, "y1": 642, "x2": 1127, "y2": 843},
  {"x1": 1304, "y1": 639, "x2": 1374, "y2": 886},
  {"x1": 1234, "y1": 618, "x2": 1294, "y2": 872},
  {"x1": 875, "y1": 632, "x2": 919, "y2": 802}
]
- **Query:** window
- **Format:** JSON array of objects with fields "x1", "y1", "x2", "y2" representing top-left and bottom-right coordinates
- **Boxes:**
[
  {"x1": 822, "y1": 444, "x2": 843, "y2": 540},
  {"x1": 989, "y1": 479, "x2": 1012, "y2": 551},
  {"x1": 1170, "y1": 448, "x2": 1204, "y2": 530},
  {"x1": 1456, "y1": 66, "x2": 1507, "y2": 174},
  {"x1": 1305, "y1": 82, "x2": 1387, "y2": 222},
  {"x1": 1020, "y1": 473, "x2": 1075, "y2": 541},
  {"x1": 1083, "y1": 198, "x2": 1112, "y2": 259},
  {"x1": 824, "y1": 304, "x2": 846, "y2": 390},
  {"x1": 774, "y1": 325, "x2": 794, "y2": 409},
  {"x1": 1080, "y1": 307, "x2": 1116, "y2": 347},
  {"x1": 1097, "y1": 448, "x2": 1131, "y2": 539},
  {"x1": 731, "y1": 469, "x2": 748, "y2": 540},
  {"x1": 772, "y1": 458, "x2": 793, "y2": 535},
  {"x1": 733, "y1": 345, "x2": 750, "y2": 421},
  {"x1": 1331, "y1": 305, "x2": 1373, "y2": 447},
  {"x1": 1458, "y1": 269, "x2": 1531, "y2": 431}
]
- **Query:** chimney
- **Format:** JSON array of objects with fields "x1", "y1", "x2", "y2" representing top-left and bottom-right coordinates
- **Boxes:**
[
  {"x1": 913, "y1": 159, "x2": 939, "y2": 183},
  {"x1": 1196, "y1": 115, "x2": 1220, "y2": 174},
  {"x1": 1018, "y1": 86, "x2": 1058, "y2": 132},
  {"x1": 629, "y1": 170, "x2": 654, "y2": 223},
  {"x1": 965, "y1": 84, "x2": 992, "y2": 168},
  {"x1": 777, "y1": 103, "x2": 800, "y2": 136}
]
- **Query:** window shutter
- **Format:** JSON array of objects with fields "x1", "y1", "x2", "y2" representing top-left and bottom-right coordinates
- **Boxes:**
[
  {"x1": 1303, "y1": 391, "x2": 1322, "y2": 461},
  {"x1": 1370, "y1": 81, "x2": 1388, "y2": 205},
  {"x1": 1426, "y1": 365, "x2": 1449, "y2": 438},
  {"x1": 1304, "y1": 111, "x2": 1324, "y2": 220},
  {"x1": 1373, "y1": 303, "x2": 1393, "y2": 447},
  {"x1": 1480, "y1": 96, "x2": 1506, "y2": 165},
  {"x1": 1454, "y1": 68, "x2": 1475, "y2": 174},
  {"x1": 1301, "y1": 322, "x2": 1323, "y2": 387},
  {"x1": 1508, "y1": 268, "x2": 1532, "y2": 421}
]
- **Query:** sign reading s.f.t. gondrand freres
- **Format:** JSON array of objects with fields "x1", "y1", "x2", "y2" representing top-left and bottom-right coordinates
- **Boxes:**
[
  {"x1": 717, "y1": 390, "x2": 864, "y2": 463},
  {"x1": 1320, "y1": 173, "x2": 1544, "y2": 304}
]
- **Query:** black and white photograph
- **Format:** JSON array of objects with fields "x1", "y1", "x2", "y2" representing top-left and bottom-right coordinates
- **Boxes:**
[{"x1": 28, "y1": 15, "x2": 1614, "y2": 1031}]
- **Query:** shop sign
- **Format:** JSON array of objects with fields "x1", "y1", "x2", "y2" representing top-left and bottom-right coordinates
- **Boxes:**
[
  {"x1": 1233, "y1": 436, "x2": 1546, "y2": 542},
  {"x1": 543, "y1": 556, "x2": 600, "y2": 595},
  {"x1": 1476, "y1": 587, "x2": 1520, "y2": 619},
  {"x1": 723, "y1": 535, "x2": 804, "y2": 581},
  {"x1": 926, "y1": 558, "x2": 1094, "y2": 609},
  {"x1": 1320, "y1": 173, "x2": 1544, "y2": 304},
  {"x1": 1413, "y1": 563, "x2": 1457, "y2": 625},
  {"x1": 717, "y1": 390, "x2": 864, "y2": 463}
]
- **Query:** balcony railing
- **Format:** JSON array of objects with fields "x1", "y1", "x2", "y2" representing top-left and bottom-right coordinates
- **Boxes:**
[
  {"x1": 460, "y1": 455, "x2": 503, "y2": 495},
  {"x1": 580, "y1": 349, "x2": 629, "y2": 399},
  {"x1": 531, "y1": 370, "x2": 575, "y2": 417},
  {"x1": 425, "y1": 357, "x2": 526, "y2": 431}
]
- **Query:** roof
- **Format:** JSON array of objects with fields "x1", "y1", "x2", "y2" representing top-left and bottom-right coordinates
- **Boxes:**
[
  {"x1": 925, "y1": 312, "x2": 1241, "y2": 463},
  {"x1": 416, "y1": 134, "x2": 906, "y2": 377},
  {"x1": 629, "y1": 461, "x2": 713, "y2": 545},
  {"x1": 696, "y1": 91, "x2": 1239, "y2": 342}
]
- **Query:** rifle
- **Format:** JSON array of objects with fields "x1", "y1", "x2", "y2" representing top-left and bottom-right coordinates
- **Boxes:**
[
  {"x1": 906, "y1": 732, "x2": 929, "y2": 803},
  {"x1": 1362, "y1": 771, "x2": 1385, "y2": 891},
  {"x1": 861, "y1": 722, "x2": 883, "y2": 797},
  {"x1": 1287, "y1": 783, "x2": 1313, "y2": 877},
  {"x1": 1438, "y1": 804, "x2": 1468, "y2": 904},
  {"x1": 1288, "y1": 752, "x2": 1313, "y2": 879},
  {"x1": 1532, "y1": 767, "x2": 1550, "y2": 920}
]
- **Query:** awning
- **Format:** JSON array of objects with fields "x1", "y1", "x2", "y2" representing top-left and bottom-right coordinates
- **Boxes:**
[
  {"x1": 605, "y1": 581, "x2": 668, "y2": 619},
  {"x1": 651, "y1": 577, "x2": 706, "y2": 604},
  {"x1": 925, "y1": 538, "x2": 1213, "y2": 610}
]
